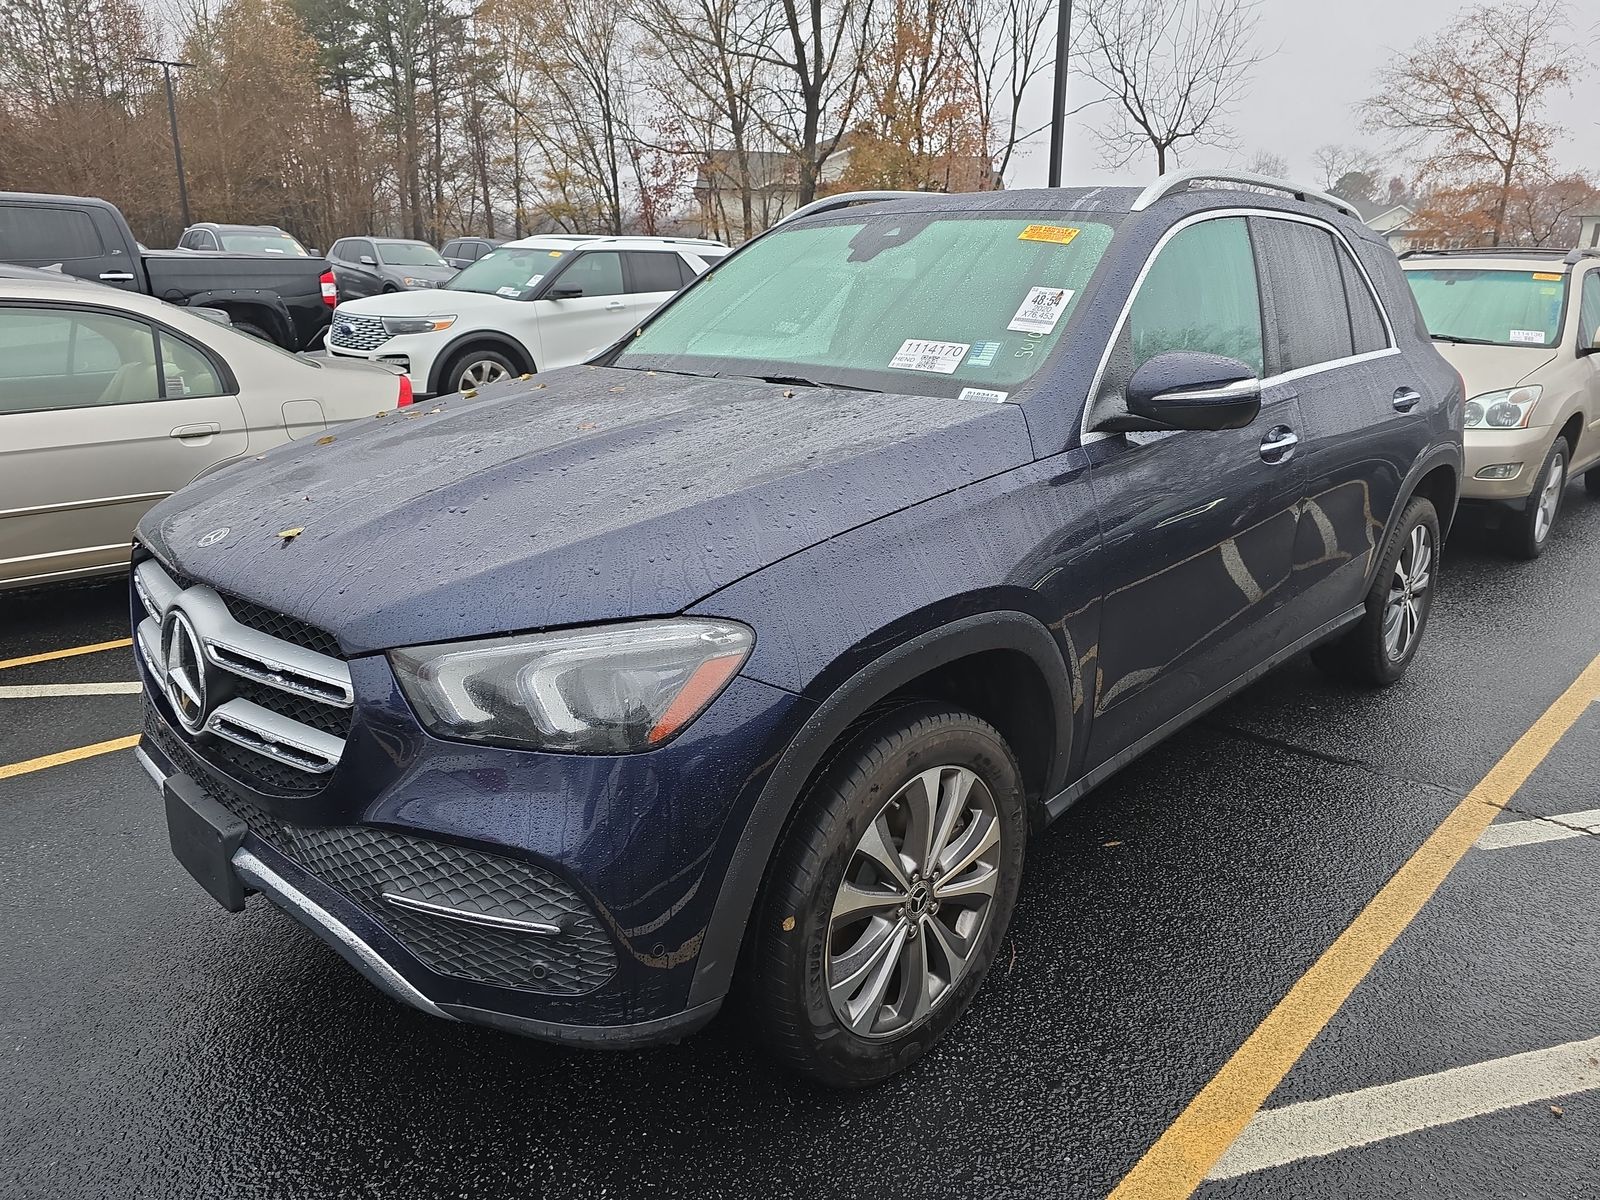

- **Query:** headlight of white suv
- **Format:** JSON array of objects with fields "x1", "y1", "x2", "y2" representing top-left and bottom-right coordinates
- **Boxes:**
[
  {"x1": 1465, "y1": 386, "x2": 1541, "y2": 430},
  {"x1": 381, "y1": 315, "x2": 455, "y2": 336},
  {"x1": 390, "y1": 618, "x2": 754, "y2": 753}
]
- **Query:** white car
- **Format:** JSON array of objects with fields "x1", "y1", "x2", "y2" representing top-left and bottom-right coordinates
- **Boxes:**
[
  {"x1": 0, "y1": 276, "x2": 411, "y2": 590},
  {"x1": 324, "y1": 234, "x2": 728, "y2": 396}
]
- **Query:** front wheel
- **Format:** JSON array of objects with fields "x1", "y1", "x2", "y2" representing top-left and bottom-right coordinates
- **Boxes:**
[
  {"x1": 441, "y1": 347, "x2": 520, "y2": 395},
  {"x1": 1503, "y1": 438, "x2": 1567, "y2": 560},
  {"x1": 1311, "y1": 495, "x2": 1440, "y2": 686},
  {"x1": 748, "y1": 704, "x2": 1026, "y2": 1087}
]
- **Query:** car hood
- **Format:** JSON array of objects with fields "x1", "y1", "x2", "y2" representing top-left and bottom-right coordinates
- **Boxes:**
[
  {"x1": 137, "y1": 368, "x2": 1036, "y2": 654},
  {"x1": 391, "y1": 263, "x2": 457, "y2": 285},
  {"x1": 338, "y1": 288, "x2": 507, "y2": 317},
  {"x1": 1430, "y1": 342, "x2": 1557, "y2": 396}
]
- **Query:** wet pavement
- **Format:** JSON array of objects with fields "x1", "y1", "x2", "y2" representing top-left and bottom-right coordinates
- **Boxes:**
[{"x1": 3, "y1": 491, "x2": 1597, "y2": 1200}]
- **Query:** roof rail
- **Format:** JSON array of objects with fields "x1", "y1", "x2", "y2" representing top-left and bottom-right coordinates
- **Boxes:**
[
  {"x1": 1396, "y1": 246, "x2": 1571, "y2": 260},
  {"x1": 779, "y1": 190, "x2": 932, "y2": 225},
  {"x1": 1131, "y1": 169, "x2": 1357, "y2": 218},
  {"x1": 1565, "y1": 248, "x2": 1600, "y2": 265}
]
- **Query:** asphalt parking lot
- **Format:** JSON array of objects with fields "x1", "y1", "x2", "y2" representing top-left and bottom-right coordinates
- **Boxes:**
[{"x1": 3, "y1": 492, "x2": 1597, "y2": 1200}]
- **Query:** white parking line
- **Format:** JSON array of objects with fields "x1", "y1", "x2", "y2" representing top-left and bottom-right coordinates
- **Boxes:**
[
  {"x1": 1475, "y1": 808, "x2": 1600, "y2": 851},
  {"x1": 0, "y1": 683, "x2": 143, "y2": 698},
  {"x1": 1208, "y1": 1035, "x2": 1600, "y2": 1180}
]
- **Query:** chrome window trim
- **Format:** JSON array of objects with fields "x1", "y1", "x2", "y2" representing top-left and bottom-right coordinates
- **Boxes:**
[{"x1": 1079, "y1": 207, "x2": 1401, "y2": 446}]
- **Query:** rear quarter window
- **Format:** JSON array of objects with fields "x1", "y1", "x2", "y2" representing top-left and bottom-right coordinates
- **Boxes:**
[{"x1": 0, "y1": 205, "x2": 105, "y2": 262}]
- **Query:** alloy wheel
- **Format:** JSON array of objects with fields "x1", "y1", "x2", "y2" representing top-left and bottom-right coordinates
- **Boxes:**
[
  {"x1": 825, "y1": 765, "x2": 1002, "y2": 1039},
  {"x1": 1383, "y1": 522, "x2": 1433, "y2": 661},
  {"x1": 1534, "y1": 456, "x2": 1564, "y2": 545},
  {"x1": 460, "y1": 359, "x2": 510, "y2": 388}
]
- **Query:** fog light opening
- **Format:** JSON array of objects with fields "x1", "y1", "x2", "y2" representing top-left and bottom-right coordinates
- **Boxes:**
[{"x1": 1474, "y1": 463, "x2": 1523, "y2": 481}]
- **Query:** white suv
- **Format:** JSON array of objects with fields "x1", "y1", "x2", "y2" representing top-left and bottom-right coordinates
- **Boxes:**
[{"x1": 325, "y1": 234, "x2": 727, "y2": 396}]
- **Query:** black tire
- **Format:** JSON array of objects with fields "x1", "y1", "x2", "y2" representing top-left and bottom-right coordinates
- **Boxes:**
[
  {"x1": 231, "y1": 320, "x2": 271, "y2": 342},
  {"x1": 1503, "y1": 438, "x2": 1568, "y2": 560},
  {"x1": 441, "y1": 347, "x2": 520, "y2": 395},
  {"x1": 381, "y1": 284, "x2": 399, "y2": 294},
  {"x1": 1311, "y1": 495, "x2": 1440, "y2": 687},
  {"x1": 1583, "y1": 464, "x2": 1600, "y2": 499},
  {"x1": 748, "y1": 704, "x2": 1027, "y2": 1087}
]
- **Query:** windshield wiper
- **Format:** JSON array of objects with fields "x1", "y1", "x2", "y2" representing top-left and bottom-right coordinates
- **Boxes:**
[
  {"x1": 1430, "y1": 332, "x2": 1500, "y2": 346},
  {"x1": 724, "y1": 373, "x2": 879, "y2": 392}
]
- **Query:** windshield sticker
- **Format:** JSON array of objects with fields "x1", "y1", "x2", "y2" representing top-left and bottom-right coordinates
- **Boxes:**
[
  {"x1": 1008, "y1": 287, "x2": 1074, "y2": 335},
  {"x1": 496, "y1": 285, "x2": 522, "y2": 298},
  {"x1": 959, "y1": 387, "x2": 1009, "y2": 403},
  {"x1": 525, "y1": 274, "x2": 545, "y2": 286},
  {"x1": 966, "y1": 341, "x2": 1001, "y2": 367},
  {"x1": 1532, "y1": 272, "x2": 1563, "y2": 281},
  {"x1": 1018, "y1": 224, "x2": 1080, "y2": 245},
  {"x1": 890, "y1": 339, "x2": 970, "y2": 374},
  {"x1": 547, "y1": 250, "x2": 564, "y2": 257},
  {"x1": 1509, "y1": 329, "x2": 1546, "y2": 343}
]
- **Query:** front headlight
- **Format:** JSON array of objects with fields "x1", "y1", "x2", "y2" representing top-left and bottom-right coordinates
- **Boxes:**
[
  {"x1": 390, "y1": 618, "x2": 754, "y2": 753},
  {"x1": 400, "y1": 276, "x2": 435, "y2": 288},
  {"x1": 381, "y1": 314, "x2": 456, "y2": 336},
  {"x1": 1465, "y1": 386, "x2": 1542, "y2": 430}
]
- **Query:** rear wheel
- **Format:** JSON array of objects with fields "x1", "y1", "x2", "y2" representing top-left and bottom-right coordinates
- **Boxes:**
[
  {"x1": 441, "y1": 347, "x2": 519, "y2": 395},
  {"x1": 1503, "y1": 438, "x2": 1567, "y2": 560},
  {"x1": 748, "y1": 704, "x2": 1026, "y2": 1087},
  {"x1": 1311, "y1": 495, "x2": 1439, "y2": 686}
]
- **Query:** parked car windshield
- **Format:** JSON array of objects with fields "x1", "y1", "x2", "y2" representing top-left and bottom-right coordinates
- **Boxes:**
[
  {"x1": 445, "y1": 247, "x2": 561, "y2": 297},
  {"x1": 219, "y1": 232, "x2": 309, "y2": 256},
  {"x1": 1405, "y1": 268, "x2": 1568, "y2": 348},
  {"x1": 379, "y1": 241, "x2": 449, "y2": 267},
  {"x1": 614, "y1": 211, "x2": 1118, "y2": 394}
]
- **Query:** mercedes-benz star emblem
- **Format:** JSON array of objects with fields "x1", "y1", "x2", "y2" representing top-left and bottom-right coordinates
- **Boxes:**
[
  {"x1": 197, "y1": 526, "x2": 230, "y2": 547},
  {"x1": 161, "y1": 610, "x2": 210, "y2": 734}
]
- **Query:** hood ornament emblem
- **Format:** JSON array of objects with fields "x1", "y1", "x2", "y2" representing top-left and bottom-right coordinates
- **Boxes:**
[{"x1": 198, "y1": 527, "x2": 230, "y2": 547}]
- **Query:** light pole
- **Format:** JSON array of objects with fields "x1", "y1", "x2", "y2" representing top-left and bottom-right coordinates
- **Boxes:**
[
  {"x1": 1047, "y1": 1, "x2": 1072, "y2": 187},
  {"x1": 138, "y1": 57, "x2": 194, "y2": 228}
]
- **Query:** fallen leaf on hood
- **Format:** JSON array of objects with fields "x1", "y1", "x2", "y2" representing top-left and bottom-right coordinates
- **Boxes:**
[
  {"x1": 1551, "y1": 1105, "x2": 1564, "y2": 1118},
  {"x1": 427, "y1": 406, "x2": 442, "y2": 414},
  {"x1": 536, "y1": 382, "x2": 547, "y2": 389},
  {"x1": 519, "y1": 373, "x2": 532, "y2": 381},
  {"x1": 375, "y1": 410, "x2": 387, "y2": 417},
  {"x1": 782, "y1": 389, "x2": 794, "y2": 398},
  {"x1": 1102, "y1": 840, "x2": 1123, "y2": 847},
  {"x1": 578, "y1": 421, "x2": 598, "y2": 431},
  {"x1": 461, "y1": 388, "x2": 478, "y2": 399},
  {"x1": 276, "y1": 527, "x2": 304, "y2": 541},
  {"x1": 316, "y1": 435, "x2": 335, "y2": 446}
]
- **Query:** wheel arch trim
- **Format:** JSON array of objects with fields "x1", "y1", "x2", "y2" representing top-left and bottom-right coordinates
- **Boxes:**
[
  {"x1": 425, "y1": 330, "x2": 538, "y2": 395},
  {"x1": 1367, "y1": 444, "x2": 1461, "y2": 590},
  {"x1": 686, "y1": 610, "x2": 1074, "y2": 1007}
]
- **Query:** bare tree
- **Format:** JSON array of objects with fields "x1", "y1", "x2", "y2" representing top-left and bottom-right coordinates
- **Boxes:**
[
  {"x1": 1360, "y1": 0, "x2": 1581, "y2": 245},
  {"x1": 1240, "y1": 149, "x2": 1287, "y2": 178},
  {"x1": 1076, "y1": 0, "x2": 1269, "y2": 175},
  {"x1": 1310, "y1": 143, "x2": 1383, "y2": 197},
  {"x1": 956, "y1": 0, "x2": 1054, "y2": 182}
]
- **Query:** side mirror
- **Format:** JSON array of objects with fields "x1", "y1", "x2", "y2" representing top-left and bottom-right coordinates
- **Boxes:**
[
  {"x1": 545, "y1": 285, "x2": 582, "y2": 300},
  {"x1": 360, "y1": 255, "x2": 377, "y2": 266},
  {"x1": 306, "y1": 247, "x2": 322, "y2": 258},
  {"x1": 1579, "y1": 329, "x2": 1600, "y2": 357},
  {"x1": 1122, "y1": 351, "x2": 1262, "y2": 431}
]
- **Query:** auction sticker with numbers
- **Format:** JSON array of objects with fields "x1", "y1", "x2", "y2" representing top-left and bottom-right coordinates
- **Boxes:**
[
  {"x1": 1008, "y1": 286, "x2": 1074, "y2": 335},
  {"x1": 1509, "y1": 329, "x2": 1546, "y2": 344},
  {"x1": 890, "y1": 339, "x2": 970, "y2": 374}
]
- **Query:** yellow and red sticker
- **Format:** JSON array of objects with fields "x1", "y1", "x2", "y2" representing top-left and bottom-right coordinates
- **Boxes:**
[
  {"x1": 1018, "y1": 224, "x2": 1080, "y2": 245},
  {"x1": 1532, "y1": 272, "x2": 1562, "y2": 281}
]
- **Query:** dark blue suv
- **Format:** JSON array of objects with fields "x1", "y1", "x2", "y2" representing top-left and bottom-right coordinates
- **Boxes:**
[{"x1": 133, "y1": 173, "x2": 1462, "y2": 1086}]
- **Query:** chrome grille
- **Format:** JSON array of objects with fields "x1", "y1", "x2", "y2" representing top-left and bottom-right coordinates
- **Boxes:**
[
  {"x1": 328, "y1": 310, "x2": 390, "y2": 352},
  {"x1": 135, "y1": 557, "x2": 350, "y2": 792}
]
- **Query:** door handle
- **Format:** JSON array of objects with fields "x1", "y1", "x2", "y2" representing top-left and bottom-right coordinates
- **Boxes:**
[
  {"x1": 99, "y1": 271, "x2": 135, "y2": 282},
  {"x1": 605, "y1": 300, "x2": 626, "y2": 311},
  {"x1": 170, "y1": 422, "x2": 220, "y2": 440},
  {"x1": 1260, "y1": 426, "x2": 1299, "y2": 463},
  {"x1": 1393, "y1": 387, "x2": 1423, "y2": 412}
]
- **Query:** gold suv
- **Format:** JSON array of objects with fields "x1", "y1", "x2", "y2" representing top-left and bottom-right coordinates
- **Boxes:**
[{"x1": 1403, "y1": 248, "x2": 1600, "y2": 558}]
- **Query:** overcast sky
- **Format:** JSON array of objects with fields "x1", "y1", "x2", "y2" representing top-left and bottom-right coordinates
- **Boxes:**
[{"x1": 1007, "y1": 0, "x2": 1600, "y2": 192}]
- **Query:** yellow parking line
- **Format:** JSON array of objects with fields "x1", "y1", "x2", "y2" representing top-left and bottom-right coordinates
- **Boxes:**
[
  {"x1": 0, "y1": 638, "x2": 133, "y2": 671},
  {"x1": 0, "y1": 735, "x2": 140, "y2": 781},
  {"x1": 1109, "y1": 650, "x2": 1600, "y2": 1200}
]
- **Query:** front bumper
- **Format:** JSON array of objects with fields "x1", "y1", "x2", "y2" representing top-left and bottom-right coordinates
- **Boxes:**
[{"x1": 1461, "y1": 426, "x2": 1559, "y2": 502}]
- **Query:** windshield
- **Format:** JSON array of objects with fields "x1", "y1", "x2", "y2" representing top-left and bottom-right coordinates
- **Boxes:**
[
  {"x1": 614, "y1": 211, "x2": 1118, "y2": 395},
  {"x1": 219, "y1": 232, "x2": 308, "y2": 256},
  {"x1": 379, "y1": 241, "x2": 449, "y2": 267},
  {"x1": 1406, "y1": 268, "x2": 1568, "y2": 348},
  {"x1": 446, "y1": 247, "x2": 563, "y2": 297}
]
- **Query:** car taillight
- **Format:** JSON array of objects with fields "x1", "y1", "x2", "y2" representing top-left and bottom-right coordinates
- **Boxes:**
[
  {"x1": 320, "y1": 270, "x2": 337, "y2": 306},
  {"x1": 397, "y1": 375, "x2": 413, "y2": 407}
]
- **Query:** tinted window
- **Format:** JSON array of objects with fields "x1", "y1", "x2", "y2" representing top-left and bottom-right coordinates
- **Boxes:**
[
  {"x1": 1338, "y1": 245, "x2": 1390, "y2": 354},
  {"x1": 625, "y1": 251, "x2": 686, "y2": 294},
  {"x1": 1127, "y1": 217, "x2": 1264, "y2": 375},
  {"x1": 0, "y1": 205, "x2": 104, "y2": 262},
  {"x1": 329, "y1": 239, "x2": 350, "y2": 260},
  {"x1": 1580, "y1": 273, "x2": 1600, "y2": 352},
  {"x1": 554, "y1": 251, "x2": 624, "y2": 298},
  {"x1": 353, "y1": 240, "x2": 376, "y2": 262},
  {"x1": 441, "y1": 241, "x2": 461, "y2": 259},
  {"x1": 1251, "y1": 218, "x2": 1353, "y2": 372},
  {"x1": 0, "y1": 307, "x2": 162, "y2": 412}
]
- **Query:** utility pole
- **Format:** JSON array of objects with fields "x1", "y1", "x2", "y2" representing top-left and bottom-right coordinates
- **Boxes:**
[
  {"x1": 1047, "y1": 1, "x2": 1072, "y2": 187},
  {"x1": 138, "y1": 57, "x2": 194, "y2": 228}
]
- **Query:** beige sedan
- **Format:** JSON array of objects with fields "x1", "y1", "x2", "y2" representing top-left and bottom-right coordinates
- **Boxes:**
[{"x1": 0, "y1": 275, "x2": 411, "y2": 590}]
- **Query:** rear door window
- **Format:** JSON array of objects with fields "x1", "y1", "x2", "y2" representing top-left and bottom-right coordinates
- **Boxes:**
[
  {"x1": 0, "y1": 205, "x2": 105, "y2": 262},
  {"x1": 624, "y1": 251, "x2": 687, "y2": 294},
  {"x1": 1251, "y1": 218, "x2": 1354, "y2": 372},
  {"x1": 1580, "y1": 272, "x2": 1600, "y2": 353}
]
